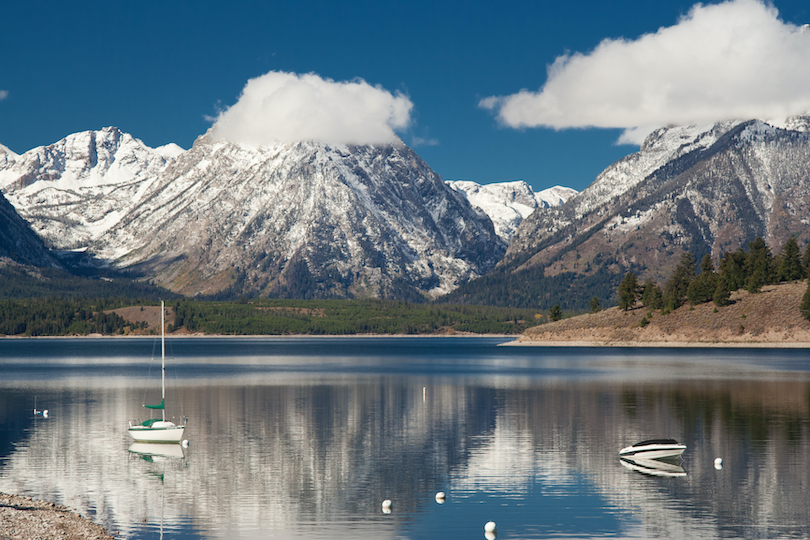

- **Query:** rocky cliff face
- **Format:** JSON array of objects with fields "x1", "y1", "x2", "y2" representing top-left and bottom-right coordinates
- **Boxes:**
[
  {"x1": 1, "y1": 128, "x2": 504, "y2": 299},
  {"x1": 102, "y1": 136, "x2": 504, "y2": 298},
  {"x1": 0, "y1": 127, "x2": 182, "y2": 249},
  {"x1": 446, "y1": 180, "x2": 577, "y2": 242},
  {"x1": 505, "y1": 117, "x2": 810, "y2": 283},
  {"x1": 0, "y1": 192, "x2": 61, "y2": 268}
]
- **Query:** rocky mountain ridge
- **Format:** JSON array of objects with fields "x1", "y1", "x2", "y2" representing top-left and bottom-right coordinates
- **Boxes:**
[
  {"x1": 0, "y1": 128, "x2": 511, "y2": 299},
  {"x1": 446, "y1": 180, "x2": 576, "y2": 241},
  {"x1": 0, "y1": 127, "x2": 182, "y2": 250},
  {"x1": 506, "y1": 117, "x2": 810, "y2": 284}
]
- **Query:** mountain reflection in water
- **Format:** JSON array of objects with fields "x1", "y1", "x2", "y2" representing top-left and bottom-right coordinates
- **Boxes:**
[{"x1": 0, "y1": 337, "x2": 809, "y2": 539}]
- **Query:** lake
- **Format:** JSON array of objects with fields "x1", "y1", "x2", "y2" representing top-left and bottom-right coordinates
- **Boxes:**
[{"x1": 1, "y1": 337, "x2": 809, "y2": 539}]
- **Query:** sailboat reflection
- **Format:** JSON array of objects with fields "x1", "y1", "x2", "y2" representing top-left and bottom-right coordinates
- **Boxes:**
[
  {"x1": 128, "y1": 442, "x2": 185, "y2": 461},
  {"x1": 619, "y1": 456, "x2": 686, "y2": 477}
]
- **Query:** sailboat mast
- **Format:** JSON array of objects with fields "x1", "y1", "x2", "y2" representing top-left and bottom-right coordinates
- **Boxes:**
[{"x1": 161, "y1": 300, "x2": 165, "y2": 422}]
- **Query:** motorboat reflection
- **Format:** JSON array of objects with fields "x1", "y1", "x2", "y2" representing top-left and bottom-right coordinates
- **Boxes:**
[
  {"x1": 619, "y1": 456, "x2": 686, "y2": 477},
  {"x1": 128, "y1": 442, "x2": 185, "y2": 461}
]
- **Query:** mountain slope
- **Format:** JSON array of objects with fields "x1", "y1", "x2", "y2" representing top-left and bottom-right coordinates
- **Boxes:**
[
  {"x1": 0, "y1": 191, "x2": 61, "y2": 268},
  {"x1": 444, "y1": 117, "x2": 810, "y2": 310},
  {"x1": 94, "y1": 135, "x2": 505, "y2": 299},
  {"x1": 1, "y1": 128, "x2": 504, "y2": 299},
  {"x1": 446, "y1": 180, "x2": 576, "y2": 241},
  {"x1": 506, "y1": 118, "x2": 810, "y2": 283},
  {"x1": 0, "y1": 127, "x2": 181, "y2": 249}
]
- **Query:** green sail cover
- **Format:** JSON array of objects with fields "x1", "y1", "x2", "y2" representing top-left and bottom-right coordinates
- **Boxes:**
[{"x1": 144, "y1": 399, "x2": 165, "y2": 410}]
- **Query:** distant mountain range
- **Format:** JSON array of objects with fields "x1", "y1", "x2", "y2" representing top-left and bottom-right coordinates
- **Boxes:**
[
  {"x1": 2, "y1": 128, "x2": 535, "y2": 299},
  {"x1": 2, "y1": 116, "x2": 809, "y2": 307}
]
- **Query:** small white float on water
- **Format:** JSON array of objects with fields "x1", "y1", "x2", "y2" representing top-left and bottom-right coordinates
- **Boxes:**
[
  {"x1": 435, "y1": 491, "x2": 445, "y2": 503},
  {"x1": 382, "y1": 499, "x2": 392, "y2": 512},
  {"x1": 484, "y1": 521, "x2": 497, "y2": 533},
  {"x1": 714, "y1": 457, "x2": 723, "y2": 469}
]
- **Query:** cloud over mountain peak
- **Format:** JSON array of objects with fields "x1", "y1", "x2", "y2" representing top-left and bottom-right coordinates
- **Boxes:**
[{"x1": 210, "y1": 71, "x2": 413, "y2": 147}]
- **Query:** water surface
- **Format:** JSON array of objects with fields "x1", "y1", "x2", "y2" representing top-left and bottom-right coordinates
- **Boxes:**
[{"x1": 1, "y1": 337, "x2": 808, "y2": 538}]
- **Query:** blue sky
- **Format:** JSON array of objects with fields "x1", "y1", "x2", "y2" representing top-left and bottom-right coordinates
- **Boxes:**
[{"x1": 1, "y1": 0, "x2": 809, "y2": 192}]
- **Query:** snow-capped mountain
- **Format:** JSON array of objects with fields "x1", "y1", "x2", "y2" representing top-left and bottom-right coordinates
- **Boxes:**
[
  {"x1": 0, "y1": 127, "x2": 183, "y2": 249},
  {"x1": 100, "y1": 135, "x2": 504, "y2": 298},
  {"x1": 1, "y1": 128, "x2": 504, "y2": 299},
  {"x1": 505, "y1": 116, "x2": 810, "y2": 284},
  {"x1": 446, "y1": 180, "x2": 577, "y2": 241}
]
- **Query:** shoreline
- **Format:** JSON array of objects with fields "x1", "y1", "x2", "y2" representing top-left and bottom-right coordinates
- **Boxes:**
[
  {"x1": 504, "y1": 339, "x2": 810, "y2": 348},
  {"x1": 3, "y1": 332, "x2": 810, "y2": 349},
  {"x1": 0, "y1": 332, "x2": 515, "y2": 339},
  {"x1": 0, "y1": 492, "x2": 112, "y2": 539}
]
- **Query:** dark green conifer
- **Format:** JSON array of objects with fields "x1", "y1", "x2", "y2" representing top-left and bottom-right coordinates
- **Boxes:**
[
  {"x1": 641, "y1": 280, "x2": 663, "y2": 310},
  {"x1": 662, "y1": 252, "x2": 696, "y2": 310},
  {"x1": 744, "y1": 237, "x2": 773, "y2": 293},
  {"x1": 617, "y1": 272, "x2": 639, "y2": 311},
  {"x1": 778, "y1": 235, "x2": 803, "y2": 281},
  {"x1": 713, "y1": 275, "x2": 731, "y2": 307}
]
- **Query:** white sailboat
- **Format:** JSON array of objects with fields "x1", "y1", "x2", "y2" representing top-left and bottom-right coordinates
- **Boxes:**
[{"x1": 128, "y1": 301, "x2": 186, "y2": 443}]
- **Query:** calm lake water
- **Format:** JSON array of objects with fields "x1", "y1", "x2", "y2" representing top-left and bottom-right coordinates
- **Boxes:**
[{"x1": 1, "y1": 337, "x2": 809, "y2": 539}]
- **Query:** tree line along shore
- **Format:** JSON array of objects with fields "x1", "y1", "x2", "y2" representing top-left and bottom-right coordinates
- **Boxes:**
[{"x1": 0, "y1": 298, "x2": 539, "y2": 337}]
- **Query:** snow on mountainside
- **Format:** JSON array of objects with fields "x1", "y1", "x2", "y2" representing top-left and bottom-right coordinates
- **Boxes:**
[
  {"x1": 0, "y1": 127, "x2": 182, "y2": 249},
  {"x1": 505, "y1": 116, "x2": 810, "y2": 288},
  {"x1": 0, "y1": 127, "x2": 504, "y2": 298},
  {"x1": 446, "y1": 180, "x2": 576, "y2": 241},
  {"x1": 0, "y1": 191, "x2": 61, "y2": 268},
  {"x1": 93, "y1": 134, "x2": 504, "y2": 298}
]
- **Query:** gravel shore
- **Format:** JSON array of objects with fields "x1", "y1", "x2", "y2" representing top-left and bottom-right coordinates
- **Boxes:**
[{"x1": 0, "y1": 493, "x2": 112, "y2": 540}]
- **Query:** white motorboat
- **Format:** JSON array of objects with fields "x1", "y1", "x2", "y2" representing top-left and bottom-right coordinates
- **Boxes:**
[
  {"x1": 128, "y1": 301, "x2": 186, "y2": 443},
  {"x1": 619, "y1": 439, "x2": 686, "y2": 460}
]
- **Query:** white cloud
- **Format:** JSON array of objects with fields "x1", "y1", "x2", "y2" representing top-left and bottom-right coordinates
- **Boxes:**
[
  {"x1": 481, "y1": 0, "x2": 810, "y2": 144},
  {"x1": 0, "y1": 90, "x2": 8, "y2": 100},
  {"x1": 210, "y1": 71, "x2": 413, "y2": 146},
  {"x1": 411, "y1": 135, "x2": 440, "y2": 147}
]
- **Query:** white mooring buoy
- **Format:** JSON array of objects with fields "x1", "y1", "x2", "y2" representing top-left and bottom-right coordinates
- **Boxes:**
[
  {"x1": 435, "y1": 491, "x2": 446, "y2": 503},
  {"x1": 382, "y1": 499, "x2": 392, "y2": 513},
  {"x1": 714, "y1": 457, "x2": 723, "y2": 469},
  {"x1": 484, "y1": 520, "x2": 497, "y2": 533}
]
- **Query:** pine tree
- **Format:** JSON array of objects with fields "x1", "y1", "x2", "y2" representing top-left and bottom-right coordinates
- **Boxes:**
[
  {"x1": 687, "y1": 254, "x2": 718, "y2": 305},
  {"x1": 778, "y1": 235, "x2": 803, "y2": 281},
  {"x1": 744, "y1": 237, "x2": 773, "y2": 293},
  {"x1": 713, "y1": 275, "x2": 731, "y2": 307},
  {"x1": 589, "y1": 297, "x2": 601, "y2": 313},
  {"x1": 617, "y1": 272, "x2": 639, "y2": 311},
  {"x1": 549, "y1": 305, "x2": 562, "y2": 322},
  {"x1": 641, "y1": 280, "x2": 663, "y2": 310},
  {"x1": 663, "y1": 252, "x2": 696, "y2": 310},
  {"x1": 718, "y1": 248, "x2": 748, "y2": 292}
]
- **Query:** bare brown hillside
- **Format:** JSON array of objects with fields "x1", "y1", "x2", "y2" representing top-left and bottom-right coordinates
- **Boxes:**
[
  {"x1": 517, "y1": 281, "x2": 810, "y2": 346},
  {"x1": 109, "y1": 305, "x2": 175, "y2": 332}
]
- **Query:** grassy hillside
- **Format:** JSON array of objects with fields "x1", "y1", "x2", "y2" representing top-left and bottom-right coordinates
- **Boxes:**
[{"x1": 517, "y1": 280, "x2": 810, "y2": 345}]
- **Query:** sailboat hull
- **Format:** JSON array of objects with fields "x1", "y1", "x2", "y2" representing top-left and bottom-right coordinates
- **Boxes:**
[{"x1": 128, "y1": 424, "x2": 185, "y2": 443}]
